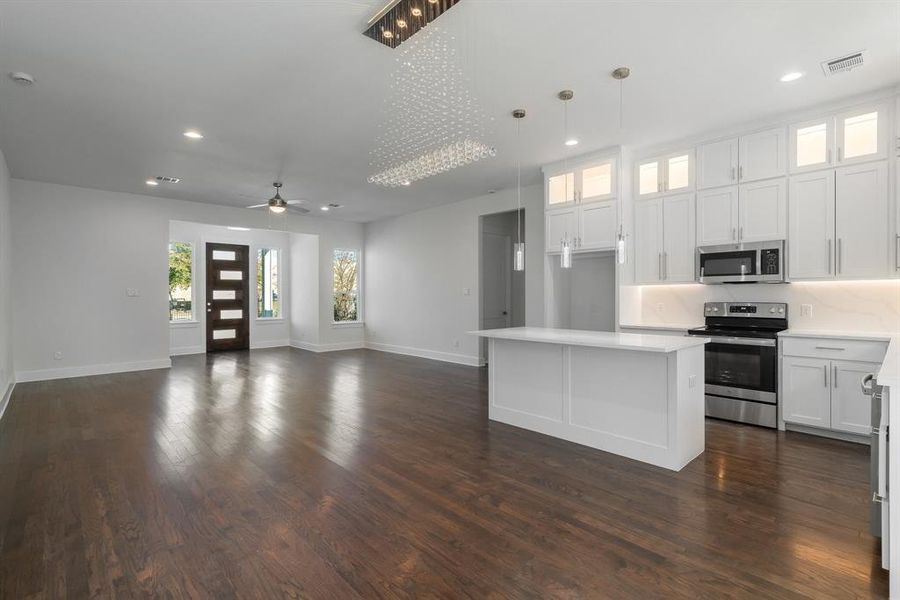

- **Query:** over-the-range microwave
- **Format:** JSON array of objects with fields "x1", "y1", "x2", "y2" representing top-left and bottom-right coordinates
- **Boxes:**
[{"x1": 696, "y1": 240, "x2": 786, "y2": 284}]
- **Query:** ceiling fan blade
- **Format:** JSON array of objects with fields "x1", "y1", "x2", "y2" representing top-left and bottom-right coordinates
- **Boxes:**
[
  {"x1": 288, "y1": 206, "x2": 310, "y2": 214},
  {"x1": 285, "y1": 199, "x2": 308, "y2": 205},
  {"x1": 245, "y1": 203, "x2": 268, "y2": 209}
]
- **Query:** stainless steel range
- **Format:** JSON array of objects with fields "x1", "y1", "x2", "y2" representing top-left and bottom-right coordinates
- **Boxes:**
[{"x1": 688, "y1": 302, "x2": 788, "y2": 428}]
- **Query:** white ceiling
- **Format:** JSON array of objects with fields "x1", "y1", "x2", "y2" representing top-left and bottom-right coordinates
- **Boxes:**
[{"x1": 0, "y1": 1, "x2": 898, "y2": 222}]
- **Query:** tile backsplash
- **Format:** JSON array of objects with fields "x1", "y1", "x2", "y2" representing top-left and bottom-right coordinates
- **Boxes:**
[{"x1": 636, "y1": 280, "x2": 900, "y2": 332}]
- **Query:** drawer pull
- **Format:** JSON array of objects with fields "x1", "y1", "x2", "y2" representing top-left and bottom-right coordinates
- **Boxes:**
[{"x1": 814, "y1": 346, "x2": 845, "y2": 351}]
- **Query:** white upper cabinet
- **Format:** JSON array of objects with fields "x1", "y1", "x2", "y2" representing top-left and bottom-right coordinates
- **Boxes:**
[
  {"x1": 698, "y1": 128, "x2": 786, "y2": 189},
  {"x1": 739, "y1": 127, "x2": 786, "y2": 182},
  {"x1": 633, "y1": 198, "x2": 664, "y2": 283},
  {"x1": 579, "y1": 160, "x2": 616, "y2": 204},
  {"x1": 836, "y1": 104, "x2": 889, "y2": 165},
  {"x1": 635, "y1": 150, "x2": 693, "y2": 198},
  {"x1": 789, "y1": 103, "x2": 889, "y2": 173},
  {"x1": 697, "y1": 138, "x2": 738, "y2": 189},
  {"x1": 633, "y1": 194, "x2": 695, "y2": 284},
  {"x1": 579, "y1": 200, "x2": 617, "y2": 250},
  {"x1": 546, "y1": 170, "x2": 576, "y2": 208},
  {"x1": 788, "y1": 170, "x2": 835, "y2": 280},
  {"x1": 739, "y1": 178, "x2": 787, "y2": 243},
  {"x1": 545, "y1": 206, "x2": 578, "y2": 252},
  {"x1": 697, "y1": 187, "x2": 738, "y2": 246},
  {"x1": 834, "y1": 161, "x2": 889, "y2": 278}
]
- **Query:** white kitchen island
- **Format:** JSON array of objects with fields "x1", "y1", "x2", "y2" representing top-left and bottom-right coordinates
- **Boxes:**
[{"x1": 471, "y1": 327, "x2": 710, "y2": 471}]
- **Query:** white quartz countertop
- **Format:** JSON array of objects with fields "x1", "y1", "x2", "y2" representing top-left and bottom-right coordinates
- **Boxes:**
[
  {"x1": 618, "y1": 322, "x2": 704, "y2": 332},
  {"x1": 469, "y1": 327, "x2": 709, "y2": 353}
]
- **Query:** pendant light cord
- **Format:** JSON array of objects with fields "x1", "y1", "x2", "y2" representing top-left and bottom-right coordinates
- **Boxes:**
[{"x1": 516, "y1": 118, "x2": 522, "y2": 245}]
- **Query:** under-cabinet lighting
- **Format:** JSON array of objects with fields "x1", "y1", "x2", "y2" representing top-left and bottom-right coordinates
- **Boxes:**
[{"x1": 227, "y1": 226, "x2": 250, "y2": 231}]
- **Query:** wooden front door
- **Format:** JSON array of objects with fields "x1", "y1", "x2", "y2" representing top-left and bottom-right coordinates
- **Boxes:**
[{"x1": 205, "y1": 243, "x2": 250, "y2": 351}]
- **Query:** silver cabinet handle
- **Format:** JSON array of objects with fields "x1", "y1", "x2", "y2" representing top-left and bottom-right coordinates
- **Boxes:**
[
  {"x1": 827, "y1": 148, "x2": 832, "y2": 164},
  {"x1": 815, "y1": 346, "x2": 845, "y2": 351},
  {"x1": 658, "y1": 253, "x2": 662, "y2": 280},
  {"x1": 895, "y1": 235, "x2": 900, "y2": 270},
  {"x1": 823, "y1": 365, "x2": 828, "y2": 387},
  {"x1": 731, "y1": 166, "x2": 736, "y2": 181},
  {"x1": 739, "y1": 226, "x2": 743, "y2": 241},
  {"x1": 732, "y1": 227, "x2": 736, "y2": 241},
  {"x1": 738, "y1": 165, "x2": 743, "y2": 180},
  {"x1": 837, "y1": 146, "x2": 842, "y2": 162},
  {"x1": 874, "y1": 492, "x2": 886, "y2": 504},
  {"x1": 837, "y1": 238, "x2": 842, "y2": 274},
  {"x1": 833, "y1": 365, "x2": 838, "y2": 388},
  {"x1": 827, "y1": 239, "x2": 832, "y2": 273},
  {"x1": 663, "y1": 252, "x2": 668, "y2": 280},
  {"x1": 862, "y1": 373, "x2": 875, "y2": 395}
]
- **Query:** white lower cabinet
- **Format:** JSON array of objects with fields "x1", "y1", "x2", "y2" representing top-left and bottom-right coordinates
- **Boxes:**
[{"x1": 781, "y1": 335, "x2": 888, "y2": 438}]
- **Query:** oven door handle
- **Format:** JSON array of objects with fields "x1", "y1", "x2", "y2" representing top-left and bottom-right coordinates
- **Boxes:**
[{"x1": 706, "y1": 337, "x2": 777, "y2": 347}]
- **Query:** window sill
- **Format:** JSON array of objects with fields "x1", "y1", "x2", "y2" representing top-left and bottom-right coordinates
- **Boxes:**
[
  {"x1": 332, "y1": 321, "x2": 364, "y2": 328},
  {"x1": 255, "y1": 318, "x2": 285, "y2": 324},
  {"x1": 170, "y1": 320, "x2": 199, "y2": 328}
]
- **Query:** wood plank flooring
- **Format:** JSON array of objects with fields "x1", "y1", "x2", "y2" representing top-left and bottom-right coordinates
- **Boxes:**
[{"x1": 0, "y1": 347, "x2": 888, "y2": 599}]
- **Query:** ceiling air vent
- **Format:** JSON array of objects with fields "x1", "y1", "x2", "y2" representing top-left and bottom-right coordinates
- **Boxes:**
[
  {"x1": 154, "y1": 176, "x2": 181, "y2": 184},
  {"x1": 821, "y1": 50, "x2": 868, "y2": 76}
]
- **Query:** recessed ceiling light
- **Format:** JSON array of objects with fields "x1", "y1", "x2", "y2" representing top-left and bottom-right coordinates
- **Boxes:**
[
  {"x1": 9, "y1": 71, "x2": 35, "y2": 85},
  {"x1": 383, "y1": 30, "x2": 393, "y2": 39},
  {"x1": 411, "y1": 7, "x2": 422, "y2": 16},
  {"x1": 565, "y1": 139, "x2": 579, "y2": 146},
  {"x1": 320, "y1": 206, "x2": 330, "y2": 211},
  {"x1": 427, "y1": 0, "x2": 437, "y2": 3},
  {"x1": 183, "y1": 130, "x2": 204, "y2": 139},
  {"x1": 227, "y1": 226, "x2": 250, "y2": 231},
  {"x1": 145, "y1": 180, "x2": 159, "y2": 186},
  {"x1": 397, "y1": 19, "x2": 407, "y2": 28},
  {"x1": 779, "y1": 71, "x2": 804, "y2": 83}
]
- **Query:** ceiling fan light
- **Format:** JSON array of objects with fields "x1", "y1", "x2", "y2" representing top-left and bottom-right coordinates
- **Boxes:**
[{"x1": 269, "y1": 205, "x2": 286, "y2": 214}]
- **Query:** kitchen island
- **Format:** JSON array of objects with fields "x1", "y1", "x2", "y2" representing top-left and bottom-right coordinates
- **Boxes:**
[{"x1": 471, "y1": 327, "x2": 709, "y2": 471}]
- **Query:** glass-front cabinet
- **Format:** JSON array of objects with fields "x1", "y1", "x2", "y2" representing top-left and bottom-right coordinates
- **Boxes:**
[
  {"x1": 544, "y1": 157, "x2": 616, "y2": 209},
  {"x1": 635, "y1": 150, "x2": 694, "y2": 199},
  {"x1": 789, "y1": 102, "x2": 888, "y2": 173}
]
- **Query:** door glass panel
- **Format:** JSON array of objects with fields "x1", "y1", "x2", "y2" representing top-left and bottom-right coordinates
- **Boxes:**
[
  {"x1": 220, "y1": 309, "x2": 242, "y2": 319},
  {"x1": 638, "y1": 161, "x2": 658, "y2": 195},
  {"x1": 219, "y1": 270, "x2": 242, "y2": 280},
  {"x1": 212, "y1": 250, "x2": 236, "y2": 261},
  {"x1": 548, "y1": 172, "x2": 574, "y2": 205},
  {"x1": 842, "y1": 111, "x2": 878, "y2": 159},
  {"x1": 796, "y1": 123, "x2": 827, "y2": 167},
  {"x1": 212, "y1": 290, "x2": 236, "y2": 300},
  {"x1": 581, "y1": 163, "x2": 612, "y2": 198},
  {"x1": 212, "y1": 329, "x2": 236, "y2": 340},
  {"x1": 667, "y1": 155, "x2": 689, "y2": 190}
]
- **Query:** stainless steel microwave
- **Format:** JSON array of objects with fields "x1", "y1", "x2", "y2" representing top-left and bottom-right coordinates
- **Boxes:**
[{"x1": 696, "y1": 240, "x2": 785, "y2": 284}]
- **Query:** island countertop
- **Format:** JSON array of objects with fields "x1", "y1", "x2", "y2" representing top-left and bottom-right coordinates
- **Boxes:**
[{"x1": 470, "y1": 327, "x2": 709, "y2": 353}]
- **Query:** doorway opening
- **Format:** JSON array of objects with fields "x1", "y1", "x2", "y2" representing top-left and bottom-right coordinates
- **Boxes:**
[{"x1": 479, "y1": 209, "x2": 525, "y2": 363}]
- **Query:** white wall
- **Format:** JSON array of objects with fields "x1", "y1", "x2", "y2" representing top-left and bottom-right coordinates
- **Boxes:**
[
  {"x1": 364, "y1": 184, "x2": 544, "y2": 365},
  {"x1": 11, "y1": 179, "x2": 364, "y2": 381},
  {"x1": 0, "y1": 149, "x2": 13, "y2": 411},
  {"x1": 480, "y1": 209, "x2": 526, "y2": 327},
  {"x1": 168, "y1": 221, "x2": 297, "y2": 354},
  {"x1": 629, "y1": 281, "x2": 900, "y2": 332},
  {"x1": 290, "y1": 233, "x2": 320, "y2": 347}
]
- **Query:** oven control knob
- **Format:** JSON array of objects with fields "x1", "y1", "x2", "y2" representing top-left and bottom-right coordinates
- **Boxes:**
[
  {"x1": 770, "y1": 307, "x2": 776, "y2": 313},
  {"x1": 778, "y1": 308, "x2": 784, "y2": 313}
]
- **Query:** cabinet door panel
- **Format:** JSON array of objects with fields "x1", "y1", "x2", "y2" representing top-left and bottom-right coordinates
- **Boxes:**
[
  {"x1": 633, "y1": 199, "x2": 663, "y2": 283},
  {"x1": 545, "y1": 208, "x2": 577, "y2": 253},
  {"x1": 636, "y1": 159, "x2": 663, "y2": 198},
  {"x1": 739, "y1": 178, "x2": 786, "y2": 243},
  {"x1": 836, "y1": 104, "x2": 888, "y2": 165},
  {"x1": 831, "y1": 360, "x2": 879, "y2": 435},
  {"x1": 790, "y1": 117, "x2": 834, "y2": 173},
  {"x1": 697, "y1": 187, "x2": 738, "y2": 246},
  {"x1": 580, "y1": 201, "x2": 617, "y2": 250},
  {"x1": 546, "y1": 171, "x2": 576, "y2": 208},
  {"x1": 580, "y1": 160, "x2": 616, "y2": 204},
  {"x1": 662, "y1": 193, "x2": 696, "y2": 282},
  {"x1": 782, "y1": 357, "x2": 831, "y2": 428},
  {"x1": 788, "y1": 171, "x2": 835, "y2": 280},
  {"x1": 698, "y1": 138, "x2": 738, "y2": 189},
  {"x1": 835, "y1": 161, "x2": 889, "y2": 278},
  {"x1": 739, "y1": 127, "x2": 786, "y2": 182}
]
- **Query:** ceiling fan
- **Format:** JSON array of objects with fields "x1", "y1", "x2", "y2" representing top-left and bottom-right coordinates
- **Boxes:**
[{"x1": 245, "y1": 182, "x2": 310, "y2": 214}]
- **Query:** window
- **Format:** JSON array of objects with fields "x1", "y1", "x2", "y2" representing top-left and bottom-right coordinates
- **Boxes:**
[
  {"x1": 257, "y1": 248, "x2": 280, "y2": 318},
  {"x1": 333, "y1": 249, "x2": 360, "y2": 322},
  {"x1": 168, "y1": 242, "x2": 193, "y2": 321}
]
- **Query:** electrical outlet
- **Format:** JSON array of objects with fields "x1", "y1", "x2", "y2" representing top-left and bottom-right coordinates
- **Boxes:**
[
  {"x1": 688, "y1": 375, "x2": 696, "y2": 388},
  {"x1": 656, "y1": 302, "x2": 664, "y2": 313},
  {"x1": 53, "y1": 351, "x2": 62, "y2": 360},
  {"x1": 126, "y1": 288, "x2": 140, "y2": 297},
  {"x1": 462, "y1": 288, "x2": 471, "y2": 296},
  {"x1": 800, "y1": 304, "x2": 813, "y2": 317}
]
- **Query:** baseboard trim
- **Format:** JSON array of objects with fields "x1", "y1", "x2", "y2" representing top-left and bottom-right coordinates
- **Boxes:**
[
  {"x1": 170, "y1": 345, "x2": 204, "y2": 356},
  {"x1": 289, "y1": 340, "x2": 366, "y2": 353},
  {"x1": 15, "y1": 358, "x2": 173, "y2": 383},
  {"x1": 0, "y1": 380, "x2": 15, "y2": 422},
  {"x1": 250, "y1": 340, "x2": 290, "y2": 350},
  {"x1": 364, "y1": 341, "x2": 482, "y2": 367},
  {"x1": 784, "y1": 423, "x2": 870, "y2": 445}
]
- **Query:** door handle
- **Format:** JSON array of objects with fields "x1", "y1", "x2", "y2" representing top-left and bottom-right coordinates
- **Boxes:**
[
  {"x1": 739, "y1": 226, "x2": 743, "y2": 241},
  {"x1": 827, "y1": 148, "x2": 832, "y2": 164},
  {"x1": 833, "y1": 365, "x2": 838, "y2": 388},
  {"x1": 823, "y1": 365, "x2": 828, "y2": 387},
  {"x1": 731, "y1": 166, "x2": 736, "y2": 181},
  {"x1": 732, "y1": 227, "x2": 736, "y2": 241},
  {"x1": 658, "y1": 253, "x2": 663, "y2": 280},
  {"x1": 895, "y1": 235, "x2": 900, "y2": 270},
  {"x1": 663, "y1": 253, "x2": 668, "y2": 280},
  {"x1": 827, "y1": 239, "x2": 832, "y2": 274},
  {"x1": 837, "y1": 238, "x2": 842, "y2": 274},
  {"x1": 738, "y1": 165, "x2": 743, "y2": 180}
]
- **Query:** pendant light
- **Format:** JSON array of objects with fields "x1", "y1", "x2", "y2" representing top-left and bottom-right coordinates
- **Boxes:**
[
  {"x1": 558, "y1": 89, "x2": 574, "y2": 269},
  {"x1": 612, "y1": 68, "x2": 631, "y2": 264},
  {"x1": 512, "y1": 109, "x2": 526, "y2": 272}
]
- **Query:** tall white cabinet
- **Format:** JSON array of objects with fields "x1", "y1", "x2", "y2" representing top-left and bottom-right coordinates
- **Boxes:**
[
  {"x1": 633, "y1": 193, "x2": 695, "y2": 284},
  {"x1": 544, "y1": 156, "x2": 618, "y2": 253}
]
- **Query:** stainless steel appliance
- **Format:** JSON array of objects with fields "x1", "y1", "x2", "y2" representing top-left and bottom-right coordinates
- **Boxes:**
[
  {"x1": 688, "y1": 302, "x2": 788, "y2": 428},
  {"x1": 696, "y1": 240, "x2": 785, "y2": 284},
  {"x1": 863, "y1": 372, "x2": 888, "y2": 549}
]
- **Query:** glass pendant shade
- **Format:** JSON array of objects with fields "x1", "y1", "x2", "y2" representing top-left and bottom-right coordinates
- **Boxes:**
[
  {"x1": 513, "y1": 242, "x2": 525, "y2": 271},
  {"x1": 616, "y1": 234, "x2": 626, "y2": 265},
  {"x1": 560, "y1": 239, "x2": 572, "y2": 269}
]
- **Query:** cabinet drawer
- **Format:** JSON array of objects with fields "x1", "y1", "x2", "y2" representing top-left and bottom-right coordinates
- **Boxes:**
[{"x1": 781, "y1": 337, "x2": 888, "y2": 362}]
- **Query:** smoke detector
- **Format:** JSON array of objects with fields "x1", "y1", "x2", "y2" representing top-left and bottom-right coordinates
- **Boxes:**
[
  {"x1": 9, "y1": 72, "x2": 35, "y2": 85},
  {"x1": 821, "y1": 51, "x2": 868, "y2": 76}
]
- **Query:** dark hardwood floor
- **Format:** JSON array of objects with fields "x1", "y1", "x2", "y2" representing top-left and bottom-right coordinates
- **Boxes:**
[{"x1": 0, "y1": 347, "x2": 887, "y2": 599}]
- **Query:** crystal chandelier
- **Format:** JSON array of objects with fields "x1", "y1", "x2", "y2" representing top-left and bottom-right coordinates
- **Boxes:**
[
  {"x1": 368, "y1": 138, "x2": 495, "y2": 187},
  {"x1": 368, "y1": 25, "x2": 494, "y2": 187}
]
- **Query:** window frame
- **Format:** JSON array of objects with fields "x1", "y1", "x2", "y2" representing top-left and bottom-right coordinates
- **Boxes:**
[
  {"x1": 332, "y1": 247, "x2": 363, "y2": 325},
  {"x1": 168, "y1": 240, "x2": 197, "y2": 324},
  {"x1": 255, "y1": 246, "x2": 283, "y2": 321}
]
